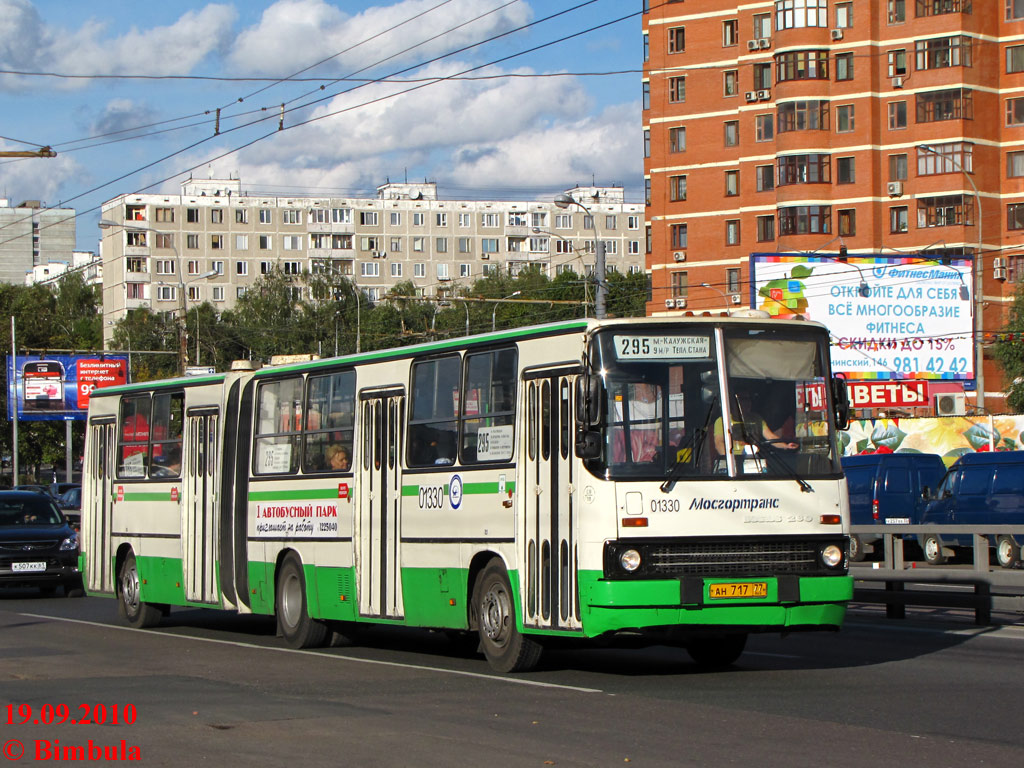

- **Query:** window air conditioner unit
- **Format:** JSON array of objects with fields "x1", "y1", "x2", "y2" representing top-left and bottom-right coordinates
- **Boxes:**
[
  {"x1": 481, "y1": 254, "x2": 489, "y2": 259},
  {"x1": 892, "y1": 76, "x2": 904, "y2": 88},
  {"x1": 745, "y1": 92, "x2": 757, "y2": 102},
  {"x1": 994, "y1": 257, "x2": 1007, "y2": 269},
  {"x1": 757, "y1": 89, "x2": 771, "y2": 100},
  {"x1": 673, "y1": 251, "x2": 686, "y2": 262},
  {"x1": 747, "y1": 40, "x2": 759, "y2": 51},
  {"x1": 887, "y1": 181, "x2": 904, "y2": 197},
  {"x1": 377, "y1": 251, "x2": 387, "y2": 259},
  {"x1": 830, "y1": 29, "x2": 844, "y2": 40},
  {"x1": 730, "y1": 294, "x2": 742, "y2": 305},
  {"x1": 665, "y1": 298, "x2": 676, "y2": 309},
  {"x1": 675, "y1": 298, "x2": 686, "y2": 309},
  {"x1": 995, "y1": 266, "x2": 1007, "y2": 281},
  {"x1": 758, "y1": 38, "x2": 771, "y2": 49},
  {"x1": 934, "y1": 393, "x2": 967, "y2": 417}
]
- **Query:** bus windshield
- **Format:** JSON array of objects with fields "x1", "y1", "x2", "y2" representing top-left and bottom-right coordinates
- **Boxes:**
[{"x1": 585, "y1": 324, "x2": 841, "y2": 481}]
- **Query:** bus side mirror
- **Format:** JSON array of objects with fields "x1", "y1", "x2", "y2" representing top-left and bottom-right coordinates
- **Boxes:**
[
  {"x1": 575, "y1": 427, "x2": 601, "y2": 459},
  {"x1": 574, "y1": 375, "x2": 602, "y2": 427},
  {"x1": 832, "y1": 377, "x2": 850, "y2": 431}
]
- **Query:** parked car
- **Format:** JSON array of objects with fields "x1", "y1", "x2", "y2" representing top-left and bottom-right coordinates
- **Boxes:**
[
  {"x1": 0, "y1": 490, "x2": 81, "y2": 595},
  {"x1": 50, "y1": 482, "x2": 79, "y2": 499},
  {"x1": 919, "y1": 451, "x2": 1024, "y2": 568},
  {"x1": 57, "y1": 486, "x2": 82, "y2": 529},
  {"x1": 13, "y1": 484, "x2": 57, "y2": 498},
  {"x1": 842, "y1": 453, "x2": 947, "y2": 561}
]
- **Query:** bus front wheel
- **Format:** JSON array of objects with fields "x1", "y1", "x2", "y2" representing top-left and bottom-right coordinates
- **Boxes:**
[
  {"x1": 118, "y1": 552, "x2": 163, "y2": 629},
  {"x1": 276, "y1": 554, "x2": 329, "y2": 649},
  {"x1": 473, "y1": 560, "x2": 542, "y2": 673}
]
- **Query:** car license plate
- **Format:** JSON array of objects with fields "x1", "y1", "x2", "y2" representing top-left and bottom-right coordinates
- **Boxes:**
[
  {"x1": 12, "y1": 562, "x2": 46, "y2": 573},
  {"x1": 709, "y1": 581, "x2": 767, "y2": 599}
]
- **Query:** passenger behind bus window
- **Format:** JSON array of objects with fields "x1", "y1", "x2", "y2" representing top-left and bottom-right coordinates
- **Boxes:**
[
  {"x1": 326, "y1": 444, "x2": 350, "y2": 472},
  {"x1": 151, "y1": 443, "x2": 182, "y2": 478}
]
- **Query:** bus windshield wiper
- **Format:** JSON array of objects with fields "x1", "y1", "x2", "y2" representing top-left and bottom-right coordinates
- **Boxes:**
[
  {"x1": 660, "y1": 399, "x2": 716, "y2": 494},
  {"x1": 741, "y1": 428, "x2": 813, "y2": 493}
]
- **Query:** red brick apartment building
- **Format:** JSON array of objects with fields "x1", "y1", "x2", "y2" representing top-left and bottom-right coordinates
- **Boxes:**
[{"x1": 642, "y1": 0, "x2": 1024, "y2": 413}]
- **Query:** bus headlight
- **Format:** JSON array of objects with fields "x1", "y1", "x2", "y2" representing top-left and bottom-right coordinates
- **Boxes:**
[
  {"x1": 619, "y1": 549, "x2": 642, "y2": 572},
  {"x1": 820, "y1": 544, "x2": 843, "y2": 568}
]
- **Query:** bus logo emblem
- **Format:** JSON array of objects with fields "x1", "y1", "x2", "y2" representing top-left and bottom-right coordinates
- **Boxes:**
[{"x1": 449, "y1": 474, "x2": 463, "y2": 510}]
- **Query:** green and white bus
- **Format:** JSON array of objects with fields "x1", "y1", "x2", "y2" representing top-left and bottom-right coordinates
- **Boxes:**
[{"x1": 81, "y1": 316, "x2": 853, "y2": 672}]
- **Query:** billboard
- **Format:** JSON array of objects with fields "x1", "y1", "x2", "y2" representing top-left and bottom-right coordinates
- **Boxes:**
[
  {"x1": 751, "y1": 253, "x2": 974, "y2": 381},
  {"x1": 6, "y1": 354, "x2": 128, "y2": 421}
]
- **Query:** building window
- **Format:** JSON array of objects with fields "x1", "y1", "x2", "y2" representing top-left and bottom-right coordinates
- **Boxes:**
[
  {"x1": 155, "y1": 208, "x2": 174, "y2": 223},
  {"x1": 1007, "y1": 97, "x2": 1024, "y2": 125},
  {"x1": 436, "y1": 263, "x2": 449, "y2": 280},
  {"x1": 642, "y1": 82, "x2": 650, "y2": 110},
  {"x1": 724, "y1": 120, "x2": 739, "y2": 146},
  {"x1": 555, "y1": 213, "x2": 572, "y2": 229},
  {"x1": 754, "y1": 13, "x2": 772, "y2": 37},
  {"x1": 888, "y1": 49, "x2": 908, "y2": 77},
  {"x1": 835, "y1": 1, "x2": 853, "y2": 26},
  {"x1": 756, "y1": 164, "x2": 775, "y2": 192},
  {"x1": 777, "y1": 100, "x2": 829, "y2": 132},
  {"x1": 723, "y1": 19, "x2": 738, "y2": 46},
  {"x1": 628, "y1": 215, "x2": 640, "y2": 230},
  {"x1": 889, "y1": 153, "x2": 908, "y2": 181},
  {"x1": 235, "y1": 234, "x2": 248, "y2": 250},
  {"x1": 778, "y1": 205, "x2": 831, "y2": 235},
  {"x1": 436, "y1": 213, "x2": 448, "y2": 227},
  {"x1": 460, "y1": 264, "x2": 472, "y2": 278},
  {"x1": 670, "y1": 224, "x2": 687, "y2": 250},
  {"x1": 459, "y1": 237, "x2": 472, "y2": 253},
  {"x1": 724, "y1": 70, "x2": 739, "y2": 97},
  {"x1": 754, "y1": 63, "x2": 772, "y2": 90},
  {"x1": 480, "y1": 212, "x2": 499, "y2": 228},
  {"x1": 646, "y1": 225, "x2": 652, "y2": 254},
  {"x1": 412, "y1": 237, "x2": 425, "y2": 253},
  {"x1": 669, "y1": 175, "x2": 687, "y2": 202},
  {"x1": 458, "y1": 213, "x2": 471, "y2": 227},
  {"x1": 917, "y1": 142, "x2": 973, "y2": 175},
  {"x1": 1009, "y1": 203, "x2": 1024, "y2": 230},
  {"x1": 155, "y1": 233, "x2": 174, "y2": 249},
  {"x1": 670, "y1": 271, "x2": 688, "y2": 299},
  {"x1": 727, "y1": 269, "x2": 741, "y2": 294},
  {"x1": 836, "y1": 104, "x2": 855, "y2": 132},
  {"x1": 669, "y1": 76, "x2": 686, "y2": 103},
  {"x1": 669, "y1": 126, "x2": 686, "y2": 152},
  {"x1": 668, "y1": 26, "x2": 685, "y2": 53},
  {"x1": 778, "y1": 154, "x2": 831, "y2": 185},
  {"x1": 210, "y1": 235, "x2": 224, "y2": 250},
  {"x1": 359, "y1": 211, "x2": 379, "y2": 226},
  {"x1": 918, "y1": 195, "x2": 973, "y2": 227},
  {"x1": 126, "y1": 258, "x2": 146, "y2": 274},
  {"x1": 156, "y1": 285, "x2": 176, "y2": 302},
  {"x1": 725, "y1": 219, "x2": 740, "y2": 245},
  {"x1": 917, "y1": 88, "x2": 973, "y2": 122},
  {"x1": 836, "y1": 156, "x2": 855, "y2": 183},
  {"x1": 1010, "y1": 0, "x2": 1024, "y2": 18},
  {"x1": 757, "y1": 215, "x2": 775, "y2": 242},
  {"x1": 644, "y1": 129, "x2": 650, "y2": 158},
  {"x1": 413, "y1": 263, "x2": 426, "y2": 278},
  {"x1": 481, "y1": 238, "x2": 499, "y2": 254},
  {"x1": 391, "y1": 262, "x2": 403, "y2": 278},
  {"x1": 282, "y1": 209, "x2": 300, "y2": 225},
  {"x1": 628, "y1": 241, "x2": 640, "y2": 255},
  {"x1": 389, "y1": 212, "x2": 401, "y2": 226},
  {"x1": 838, "y1": 209, "x2": 856, "y2": 236},
  {"x1": 645, "y1": 179, "x2": 652, "y2": 206},
  {"x1": 508, "y1": 212, "x2": 527, "y2": 227},
  {"x1": 1008, "y1": 151, "x2": 1024, "y2": 177},
  {"x1": 283, "y1": 235, "x2": 302, "y2": 250},
  {"x1": 211, "y1": 261, "x2": 224, "y2": 275},
  {"x1": 724, "y1": 170, "x2": 739, "y2": 196},
  {"x1": 755, "y1": 114, "x2": 774, "y2": 142},
  {"x1": 604, "y1": 215, "x2": 617, "y2": 230},
  {"x1": 332, "y1": 208, "x2": 351, "y2": 224},
  {"x1": 212, "y1": 286, "x2": 224, "y2": 302},
  {"x1": 888, "y1": 101, "x2": 907, "y2": 129},
  {"x1": 916, "y1": 36, "x2": 972, "y2": 70},
  {"x1": 436, "y1": 237, "x2": 448, "y2": 253},
  {"x1": 235, "y1": 261, "x2": 248, "y2": 276},
  {"x1": 186, "y1": 234, "x2": 199, "y2": 249},
  {"x1": 775, "y1": 0, "x2": 828, "y2": 30},
  {"x1": 211, "y1": 209, "x2": 223, "y2": 224},
  {"x1": 260, "y1": 261, "x2": 272, "y2": 274},
  {"x1": 258, "y1": 235, "x2": 272, "y2": 250},
  {"x1": 259, "y1": 208, "x2": 272, "y2": 224},
  {"x1": 186, "y1": 208, "x2": 200, "y2": 223},
  {"x1": 889, "y1": 0, "x2": 906, "y2": 22},
  {"x1": 835, "y1": 52, "x2": 854, "y2": 80},
  {"x1": 1009, "y1": 45, "x2": 1024, "y2": 73},
  {"x1": 915, "y1": 0, "x2": 972, "y2": 16},
  {"x1": 360, "y1": 262, "x2": 382, "y2": 278},
  {"x1": 776, "y1": 50, "x2": 830, "y2": 81}
]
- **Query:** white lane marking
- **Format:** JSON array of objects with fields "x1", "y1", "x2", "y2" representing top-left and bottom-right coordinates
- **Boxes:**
[{"x1": 14, "y1": 612, "x2": 603, "y2": 694}]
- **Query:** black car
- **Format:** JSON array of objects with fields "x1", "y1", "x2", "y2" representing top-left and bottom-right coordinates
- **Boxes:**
[
  {"x1": 0, "y1": 491, "x2": 81, "y2": 595},
  {"x1": 57, "y1": 487, "x2": 82, "y2": 529}
]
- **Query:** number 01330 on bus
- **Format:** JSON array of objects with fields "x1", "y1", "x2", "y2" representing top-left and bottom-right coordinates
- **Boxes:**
[{"x1": 80, "y1": 316, "x2": 853, "y2": 673}]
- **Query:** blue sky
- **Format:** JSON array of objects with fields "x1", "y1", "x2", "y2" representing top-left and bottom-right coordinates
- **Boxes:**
[{"x1": 0, "y1": 0, "x2": 643, "y2": 251}]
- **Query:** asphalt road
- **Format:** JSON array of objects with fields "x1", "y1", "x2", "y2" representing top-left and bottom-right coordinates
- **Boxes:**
[{"x1": 1, "y1": 590, "x2": 1023, "y2": 767}]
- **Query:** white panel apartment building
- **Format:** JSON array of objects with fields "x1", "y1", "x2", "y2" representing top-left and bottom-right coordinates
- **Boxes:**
[
  {"x1": 100, "y1": 177, "x2": 645, "y2": 344},
  {"x1": 0, "y1": 199, "x2": 76, "y2": 285}
]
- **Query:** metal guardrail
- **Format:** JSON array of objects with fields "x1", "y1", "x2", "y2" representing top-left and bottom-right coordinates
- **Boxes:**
[{"x1": 849, "y1": 524, "x2": 1024, "y2": 624}]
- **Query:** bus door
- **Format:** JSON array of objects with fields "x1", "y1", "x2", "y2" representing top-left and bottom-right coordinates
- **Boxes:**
[
  {"x1": 357, "y1": 388, "x2": 405, "y2": 620},
  {"x1": 521, "y1": 369, "x2": 581, "y2": 632},
  {"x1": 183, "y1": 408, "x2": 219, "y2": 604},
  {"x1": 86, "y1": 419, "x2": 116, "y2": 594}
]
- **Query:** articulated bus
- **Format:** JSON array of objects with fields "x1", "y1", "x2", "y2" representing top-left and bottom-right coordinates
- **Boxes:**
[{"x1": 81, "y1": 316, "x2": 853, "y2": 672}]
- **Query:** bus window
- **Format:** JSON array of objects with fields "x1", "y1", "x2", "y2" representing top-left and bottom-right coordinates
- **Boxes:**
[
  {"x1": 408, "y1": 356, "x2": 459, "y2": 467},
  {"x1": 149, "y1": 392, "x2": 184, "y2": 478},
  {"x1": 254, "y1": 378, "x2": 302, "y2": 475},
  {"x1": 460, "y1": 348, "x2": 517, "y2": 464},
  {"x1": 302, "y1": 370, "x2": 355, "y2": 473},
  {"x1": 118, "y1": 395, "x2": 151, "y2": 478}
]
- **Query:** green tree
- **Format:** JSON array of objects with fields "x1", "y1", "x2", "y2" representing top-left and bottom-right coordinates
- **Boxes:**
[{"x1": 994, "y1": 287, "x2": 1024, "y2": 412}]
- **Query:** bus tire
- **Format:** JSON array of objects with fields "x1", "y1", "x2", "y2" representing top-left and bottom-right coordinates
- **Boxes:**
[
  {"x1": 686, "y1": 633, "x2": 747, "y2": 668},
  {"x1": 996, "y1": 536, "x2": 1020, "y2": 569},
  {"x1": 118, "y1": 552, "x2": 163, "y2": 629},
  {"x1": 276, "y1": 554, "x2": 328, "y2": 649},
  {"x1": 473, "y1": 560, "x2": 542, "y2": 673}
]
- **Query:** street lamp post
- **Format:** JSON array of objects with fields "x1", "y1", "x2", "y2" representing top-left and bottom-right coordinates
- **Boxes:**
[
  {"x1": 918, "y1": 143, "x2": 985, "y2": 411},
  {"x1": 554, "y1": 193, "x2": 606, "y2": 319},
  {"x1": 492, "y1": 290, "x2": 522, "y2": 331}
]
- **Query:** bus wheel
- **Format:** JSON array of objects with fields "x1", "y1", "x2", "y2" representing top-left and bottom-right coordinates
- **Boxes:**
[
  {"x1": 686, "y1": 634, "x2": 747, "y2": 668},
  {"x1": 922, "y1": 535, "x2": 947, "y2": 565},
  {"x1": 276, "y1": 554, "x2": 328, "y2": 649},
  {"x1": 996, "y1": 536, "x2": 1020, "y2": 569},
  {"x1": 474, "y1": 560, "x2": 542, "y2": 673},
  {"x1": 118, "y1": 552, "x2": 163, "y2": 629}
]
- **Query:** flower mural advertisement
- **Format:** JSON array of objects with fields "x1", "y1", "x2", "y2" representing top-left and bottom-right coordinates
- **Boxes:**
[
  {"x1": 841, "y1": 416, "x2": 1024, "y2": 464},
  {"x1": 751, "y1": 253, "x2": 974, "y2": 382}
]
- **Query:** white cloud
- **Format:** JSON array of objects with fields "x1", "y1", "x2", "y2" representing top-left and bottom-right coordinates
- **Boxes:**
[
  {"x1": 0, "y1": 141, "x2": 84, "y2": 208},
  {"x1": 228, "y1": 0, "x2": 531, "y2": 76}
]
